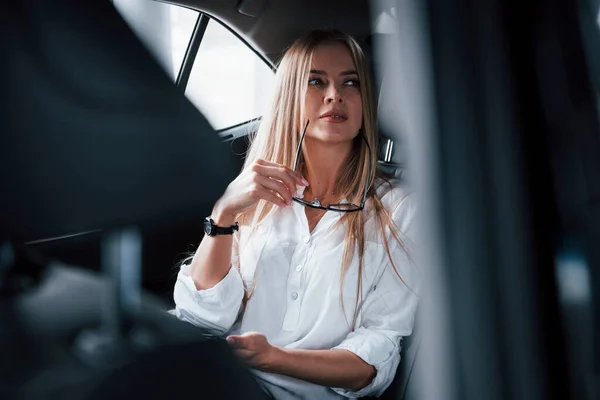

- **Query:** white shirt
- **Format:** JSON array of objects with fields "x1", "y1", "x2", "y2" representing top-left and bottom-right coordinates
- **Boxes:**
[{"x1": 172, "y1": 180, "x2": 419, "y2": 399}]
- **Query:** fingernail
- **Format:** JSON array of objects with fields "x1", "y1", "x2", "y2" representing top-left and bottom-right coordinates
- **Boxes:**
[{"x1": 302, "y1": 178, "x2": 309, "y2": 186}]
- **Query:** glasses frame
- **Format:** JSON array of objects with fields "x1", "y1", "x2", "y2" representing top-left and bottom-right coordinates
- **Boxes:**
[{"x1": 291, "y1": 120, "x2": 372, "y2": 213}]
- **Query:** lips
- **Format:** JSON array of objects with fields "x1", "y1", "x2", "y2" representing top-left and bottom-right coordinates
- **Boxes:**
[{"x1": 319, "y1": 110, "x2": 348, "y2": 120}]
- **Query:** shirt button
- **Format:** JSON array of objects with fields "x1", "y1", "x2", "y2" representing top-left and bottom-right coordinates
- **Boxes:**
[
  {"x1": 303, "y1": 236, "x2": 310, "y2": 243},
  {"x1": 296, "y1": 265, "x2": 303, "y2": 272},
  {"x1": 291, "y1": 292, "x2": 298, "y2": 300}
]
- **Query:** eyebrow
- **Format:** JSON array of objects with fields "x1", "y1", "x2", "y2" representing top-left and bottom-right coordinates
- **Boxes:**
[{"x1": 310, "y1": 69, "x2": 359, "y2": 76}]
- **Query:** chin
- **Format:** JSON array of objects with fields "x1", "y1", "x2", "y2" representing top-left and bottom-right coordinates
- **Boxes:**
[
  {"x1": 310, "y1": 125, "x2": 359, "y2": 144},
  {"x1": 310, "y1": 131, "x2": 355, "y2": 144}
]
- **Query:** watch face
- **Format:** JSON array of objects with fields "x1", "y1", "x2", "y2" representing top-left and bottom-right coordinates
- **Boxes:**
[{"x1": 203, "y1": 218, "x2": 213, "y2": 236}]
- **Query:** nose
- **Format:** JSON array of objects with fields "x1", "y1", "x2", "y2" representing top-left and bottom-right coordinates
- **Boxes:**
[{"x1": 324, "y1": 83, "x2": 343, "y2": 104}]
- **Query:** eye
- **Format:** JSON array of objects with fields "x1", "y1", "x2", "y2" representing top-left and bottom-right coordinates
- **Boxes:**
[
  {"x1": 344, "y1": 79, "x2": 361, "y2": 88},
  {"x1": 308, "y1": 77, "x2": 324, "y2": 87}
]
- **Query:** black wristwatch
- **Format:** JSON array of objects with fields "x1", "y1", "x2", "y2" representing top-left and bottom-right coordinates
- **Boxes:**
[{"x1": 204, "y1": 217, "x2": 239, "y2": 237}]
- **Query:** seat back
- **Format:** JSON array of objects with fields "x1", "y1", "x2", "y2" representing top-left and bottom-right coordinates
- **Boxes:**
[{"x1": 361, "y1": 30, "x2": 421, "y2": 399}]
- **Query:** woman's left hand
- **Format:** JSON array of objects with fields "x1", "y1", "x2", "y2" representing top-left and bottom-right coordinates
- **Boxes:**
[{"x1": 226, "y1": 332, "x2": 278, "y2": 371}]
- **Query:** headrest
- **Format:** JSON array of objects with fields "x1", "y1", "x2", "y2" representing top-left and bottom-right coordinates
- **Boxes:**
[{"x1": 0, "y1": 1, "x2": 237, "y2": 241}]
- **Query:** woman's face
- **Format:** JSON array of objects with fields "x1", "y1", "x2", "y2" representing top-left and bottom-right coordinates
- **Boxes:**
[{"x1": 303, "y1": 42, "x2": 363, "y2": 144}]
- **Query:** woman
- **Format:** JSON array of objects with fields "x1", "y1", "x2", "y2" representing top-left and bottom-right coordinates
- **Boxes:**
[{"x1": 172, "y1": 30, "x2": 419, "y2": 399}]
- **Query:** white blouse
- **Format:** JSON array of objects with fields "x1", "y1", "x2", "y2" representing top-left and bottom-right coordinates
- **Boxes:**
[{"x1": 172, "y1": 180, "x2": 420, "y2": 399}]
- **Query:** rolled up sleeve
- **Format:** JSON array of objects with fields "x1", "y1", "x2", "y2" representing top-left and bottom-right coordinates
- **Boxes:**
[
  {"x1": 171, "y1": 235, "x2": 246, "y2": 335},
  {"x1": 332, "y1": 192, "x2": 420, "y2": 398}
]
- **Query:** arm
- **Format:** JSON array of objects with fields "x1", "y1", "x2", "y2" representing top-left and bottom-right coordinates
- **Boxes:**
[
  {"x1": 225, "y1": 333, "x2": 375, "y2": 390},
  {"x1": 266, "y1": 347, "x2": 376, "y2": 391},
  {"x1": 226, "y1": 333, "x2": 374, "y2": 391},
  {"x1": 187, "y1": 159, "x2": 306, "y2": 290},
  {"x1": 172, "y1": 229, "x2": 245, "y2": 334},
  {"x1": 187, "y1": 206, "x2": 238, "y2": 290},
  {"x1": 171, "y1": 198, "x2": 244, "y2": 334},
  {"x1": 173, "y1": 159, "x2": 306, "y2": 333}
]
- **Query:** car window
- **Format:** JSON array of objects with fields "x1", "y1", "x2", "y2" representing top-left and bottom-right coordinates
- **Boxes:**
[
  {"x1": 114, "y1": 2, "x2": 275, "y2": 131},
  {"x1": 169, "y1": 6, "x2": 199, "y2": 81},
  {"x1": 184, "y1": 19, "x2": 276, "y2": 130}
]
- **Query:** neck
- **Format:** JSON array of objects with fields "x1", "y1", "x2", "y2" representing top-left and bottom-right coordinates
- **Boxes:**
[{"x1": 302, "y1": 138, "x2": 353, "y2": 200}]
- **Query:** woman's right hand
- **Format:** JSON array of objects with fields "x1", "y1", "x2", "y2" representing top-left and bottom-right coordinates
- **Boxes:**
[{"x1": 212, "y1": 159, "x2": 309, "y2": 223}]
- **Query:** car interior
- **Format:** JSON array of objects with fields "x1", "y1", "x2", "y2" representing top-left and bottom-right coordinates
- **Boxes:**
[{"x1": 2, "y1": 0, "x2": 599, "y2": 399}]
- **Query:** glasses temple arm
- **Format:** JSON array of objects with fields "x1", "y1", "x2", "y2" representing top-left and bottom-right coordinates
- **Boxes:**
[{"x1": 293, "y1": 120, "x2": 310, "y2": 171}]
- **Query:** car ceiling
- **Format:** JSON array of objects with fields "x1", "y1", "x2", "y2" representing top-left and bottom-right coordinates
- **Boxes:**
[{"x1": 163, "y1": 0, "x2": 374, "y2": 62}]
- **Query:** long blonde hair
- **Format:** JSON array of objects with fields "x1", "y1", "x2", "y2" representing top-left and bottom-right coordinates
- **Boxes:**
[{"x1": 240, "y1": 30, "x2": 410, "y2": 329}]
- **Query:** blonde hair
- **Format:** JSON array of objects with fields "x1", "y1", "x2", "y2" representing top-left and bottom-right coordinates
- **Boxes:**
[{"x1": 239, "y1": 30, "x2": 411, "y2": 329}]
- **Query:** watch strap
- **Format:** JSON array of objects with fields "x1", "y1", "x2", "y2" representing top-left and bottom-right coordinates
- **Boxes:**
[
  {"x1": 206, "y1": 217, "x2": 239, "y2": 236},
  {"x1": 213, "y1": 222, "x2": 239, "y2": 235}
]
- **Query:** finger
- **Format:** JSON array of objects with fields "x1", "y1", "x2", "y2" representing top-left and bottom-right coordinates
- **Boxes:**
[
  {"x1": 226, "y1": 335, "x2": 244, "y2": 349},
  {"x1": 240, "y1": 331, "x2": 263, "y2": 338},
  {"x1": 255, "y1": 159, "x2": 308, "y2": 186},
  {"x1": 234, "y1": 349, "x2": 255, "y2": 363},
  {"x1": 286, "y1": 169, "x2": 310, "y2": 187},
  {"x1": 255, "y1": 174, "x2": 293, "y2": 204},
  {"x1": 252, "y1": 163, "x2": 297, "y2": 191},
  {"x1": 248, "y1": 184, "x2": 287, "y2": 207},
  {"x1": 254, "y1": 158, "x2": 280, "y2": 167},
  {"x1": 252, "y1": 168, "x2": 295, "y2": 201},
  {"x1": 259, "y1": 188, "x2": 289, "y2": 208}
]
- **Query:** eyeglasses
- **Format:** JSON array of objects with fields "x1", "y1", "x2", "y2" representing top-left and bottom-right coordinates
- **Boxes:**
[{"x1": 291, "y1": 120, "x2": 372, "y2": 213}]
